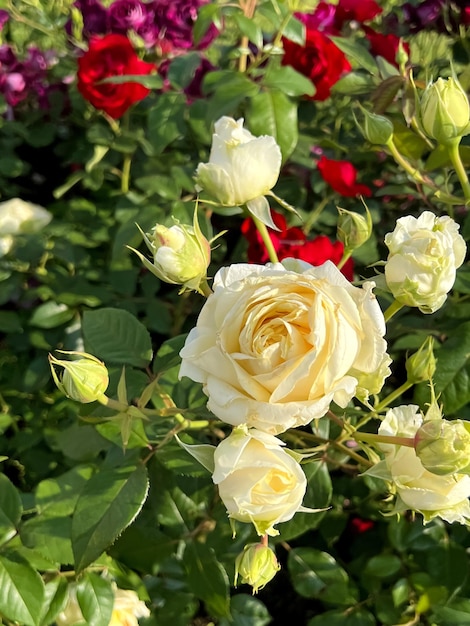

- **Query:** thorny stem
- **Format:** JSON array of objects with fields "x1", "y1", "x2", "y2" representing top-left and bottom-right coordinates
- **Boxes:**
[{"x1": 337, "y1": 249, "x2": 353, "y2": 271}]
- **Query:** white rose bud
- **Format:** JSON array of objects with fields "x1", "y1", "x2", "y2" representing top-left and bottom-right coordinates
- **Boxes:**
[
  {"x1": 212, "y1": 426, "x2": 308, "y2": 536},
  {"x1": 384, "y1": 211, "x2": 466, "y2": 313},
  {"x1": 49, "y1": 350, "x2": 109, "y2": 404},
  {"x1": 180, "y1": 260, "x2": 389, "y2": 435},
  {"x1": 130, "y1": 211, "x2": 211, "y2": 294},
  {"x1": 0, "y1": 197, "x2": 52, "y2": 257},
  {"x1": 419, "y1": 76, "x2": 470, "y2": 146},
  {"x1": 235, "y1": 542, "x2": 281, "y2": 593},
  {"x1": 378, "y1": 405, "x2": 470, "y2": 525},
  {"x1": 195, "y1": 116, "x2": 282, "y2": 223}
]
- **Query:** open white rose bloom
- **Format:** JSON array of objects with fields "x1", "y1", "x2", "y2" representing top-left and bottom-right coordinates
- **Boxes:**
[
  {"x1": 212, "y1": 426, "x2": 309, "y2": 536},
  {"x1": 0, "y1": 197, "x2": 52, "y2": 257},
  {"x1": 376, "y1": 405, "x2": 470, "y2": 524},
  {"x1": 180, "y1": 259, "x2": 390, "y2": 435},
  {"x1": 195, "y1": 116, "x2": 282, "y2": 227},
  {"x1": 384, "y1": 211, "x2": 466, "y2": 313}
]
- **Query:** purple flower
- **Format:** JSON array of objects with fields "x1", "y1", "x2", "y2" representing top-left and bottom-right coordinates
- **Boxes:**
[
  {"x1": 151, "y1": 0, "x2": 217, "y2": 51},
  {"x1": 75, "y1": 0, "x2": 108, "y2": 37},
  {"x1": 107, "y1": 0, "x2": 153, "y2": 34},
  {"x1": 0, "y1": 73, "x2": 27, "y2": 106},
  {"x1": 0, "y1": 10, "x2": 9, "y2": 31},
  {"x1": 402, "y1": 0, "x2": 444, "y2": 32},
  {"x1": 299, "y1": 2, "x2": 338, "y2": 34}
]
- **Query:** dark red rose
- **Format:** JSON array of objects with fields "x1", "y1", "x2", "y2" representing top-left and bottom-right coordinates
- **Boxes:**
[
  {"x1": 334, "y1": 0, "x2": 382, "y2": 28},
  {"x1": 317, "y1": 156, "x2": 372, "y2": 198},
  {"x1": 77, "y1": 34, "x2": 155, "y2": 118},
  {"x1": 349, "y1": 516, "x2": 375, "y2": 534},
  {"x1": 364, "y1": 27, "x2": 410, "y2": 67},
  {"x1": 241, "y1": 212, "x2": 354, "y2": 280},
  {"x1": 282, "y1": 28, "x2": 351, "y2": 101}
]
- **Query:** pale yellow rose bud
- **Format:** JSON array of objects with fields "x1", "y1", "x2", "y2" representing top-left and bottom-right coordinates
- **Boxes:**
[
  {"x1": 130, "y1": 210, "x2": 211, "y2": 294},
  {"x1": 355, "y1": 105, "x2": 394, "y2": 145},
  {"x1": 419, "y1": 76, "x2": 470, "y2": 145},
  {"x1": 337, "y1": 206, "x2": 372, "y2": 253},
  {"x1": 405, "y1": 336, "x2": 436, "y2": 384},
  {"x1": 235, "y1": 543, "x2": 281, "y2": 593},
  {"x1": 415, "y1": 419, "x2": 470, "y2": 476},
  {"x1": 49, "y1": 350, "x2": 109, "y2": 403}
]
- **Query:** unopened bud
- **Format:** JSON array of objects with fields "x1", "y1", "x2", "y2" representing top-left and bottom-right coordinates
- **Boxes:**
[
  {"x1": 130, "y1": 210, "x2": 211, "y2": 294},
  {"x1": 405, "y1": 336, "x2": 437, "y2": 384},
  {"x1": 396, "y1": 39, "x2": 409, "y2": 71},
  {"x1": 356, "y1": 105, "x2": 394, "y2": 145},
  {"x1": 49, "y1": 350, "x2": 109, "y2": 403},
  {"x1": 419, "y1": 76, "x2": 470, "y2": 146},
  {"x1": 337, "y1": 206, "x2": 372, "y2": 253},
  {"x1": 235, "y1": 543, "x2": 280, "y2": 594},
  {"x1": 415, "y1": 418, "x2": 470, "y2": 475}
]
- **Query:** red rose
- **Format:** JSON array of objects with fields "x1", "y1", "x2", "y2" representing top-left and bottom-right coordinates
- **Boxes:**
[
  {"x1": 241, "y1": 212, "x2": 354, "y2": 280},
  {"x1": 317, "y1": 156, "x2": 372, "y2": 198},
  {"x1": 77, "y1": 34, "x2": 155, "y2": 119},
  {"x1": 363, "y1": 28, "x2": 410, "y2": 67},
  {"x1": 282, "y1": 28, "x2": 351, "y2": 101},
  {"x1": 334, "y1": 0, "x2": 382, "y2": 28}
]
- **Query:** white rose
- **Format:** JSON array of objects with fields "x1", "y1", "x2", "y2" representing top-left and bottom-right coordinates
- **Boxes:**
[
  {"x1": 378, "y1": 405, "x2": 470, "y2": 524},
  {"x1": 212, "y1": 426, "x2": 307, "y2": 536},
  {"x1": 195, "y1": 116, "x2": 282, "y2": 223},
  {"x1": 384, "y1": 211, "x2": 466, "y2": 313},
  {"x1": 179, "y1": 260, "x2": 390, "y2": 435},
  {"x1": 0, "y1": 197, "x2": 52, "y2": 258}
]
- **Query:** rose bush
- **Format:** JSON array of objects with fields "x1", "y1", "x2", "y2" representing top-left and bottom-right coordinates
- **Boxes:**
[
  {"x1": 212, "y1": 426, "x2": 308, "y2": 536},
  {"x1": 179, "y1": 259, "x2": 390, "y2": 434},
  {"x1": 377, "y1": 406, "x2": 470, "y2": 525},
  {"x1": 76, "y1": 33, "x2": 155, "y2": 118},
  {"x1": 384, "y1": 211, "x2": 466, "y2": 313}
]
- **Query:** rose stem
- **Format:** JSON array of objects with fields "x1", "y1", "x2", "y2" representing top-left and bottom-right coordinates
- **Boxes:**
[
  {"x1": 252, "y1": 215, "x2": 279, "y2": 263},
  {"x1": 447, "y1": 138, "x2": 470, "y2": 202},
  {"x1": 374, "y1": 380, "x2": 413, "y2": 413}
]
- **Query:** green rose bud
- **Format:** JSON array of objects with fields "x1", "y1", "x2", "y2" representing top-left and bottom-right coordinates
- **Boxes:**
[
  {"x1": 355, "y1": 105, "x2": 394, "y2": 145},
  {"x1": 419, "y1": 76, "x2": 470, "y2": 145},
  {"x1": 405, "y1": 336, "x2": 437, "y2": 384},
  {"x1": 235, "y1": 543, "x2": 281, "y2": 593},
  {"x1": 337, "y1": 206, "x2": 372, "y2": 253},
  {"x1": 129, "y1": 210, "x2": 211, "y2": 294},
  {"x1": 49, "y1": 350, "x2": 109, "y2": 404},
  {"x1": 415, "y1": 418, "x2": 470, "y2": 475}
]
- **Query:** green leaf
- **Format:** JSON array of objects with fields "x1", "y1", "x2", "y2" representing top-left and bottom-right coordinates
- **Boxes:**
[
  {"x1": 40, "y1": 577, "x2": 68, "y2": 626},
  {"x1": 184, "y1": 541, "x2": 230, "y2": 618},
  {"x1": 153, "y1": 334, "x2": 187, "y2": 374},
  {"x1": 219, "y1": 594, "x2": 271, "y2": 626},
  {"x1": 364, "y1": 554, "x2": 402, "y2": 580},
  {"x1": 203, "y1": 71, "x2": 260, "y2": 120},
  {"x1": 99, "y1": 73, "x2": 163, "y2": 89},
  {"x1": 414, "y1": 321, "x2": 470, "y2": 414},
  {"x1": 76, "y1": 572, "x2": 114, "y2": 626},
  {"x1": 72, "y1": 464, "x2": 149, "y2": 573},
  {"x1": 36, "y1": 465, "x2": 95, "y2": 517},
  {"x1": 82, "y1": 307, "x2": 153, "y2": 368},
  {"x1": 280, "y1": 15, "x2": 305, "y2": 45},
  {"x1": 0, "y1": 553, "x2": 45, "y2": 626},
  {"x1": 263, "y1": 65, "x2": 315, "y2": 97},
  {"x1": 20, "y1": 516, "x2": 73, "y2": 565},
  {"x1": 28, "y1": 301, "x2": 75, "y2": 329},
  {"x1": 288, "y1": 547, "x2": 356, "y2": 605},
  {"x1": 332, "y1": 71, "x2": 376, "y2": 95},
  {"x1": 0, "y1": 474, "x2": 22, "y2": 546},
  {"x1": 167, "y1": 52, "x2": 203, "y2": 89},
  {"x1": 147, "y1": 92, "x2": 187, "y2": 154},
  {"x1": 234, "y1": 13, "x2": 263, "y2": 50},
  {"x1": 330, "y1": 36, "x2": 378, "y2": 74},
  {"x1": 0, "y1": 311, "x2": 23, "y2": 333},
  {"x1": 248, "y1": 89, "x2": 298, "y2": 162}
]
